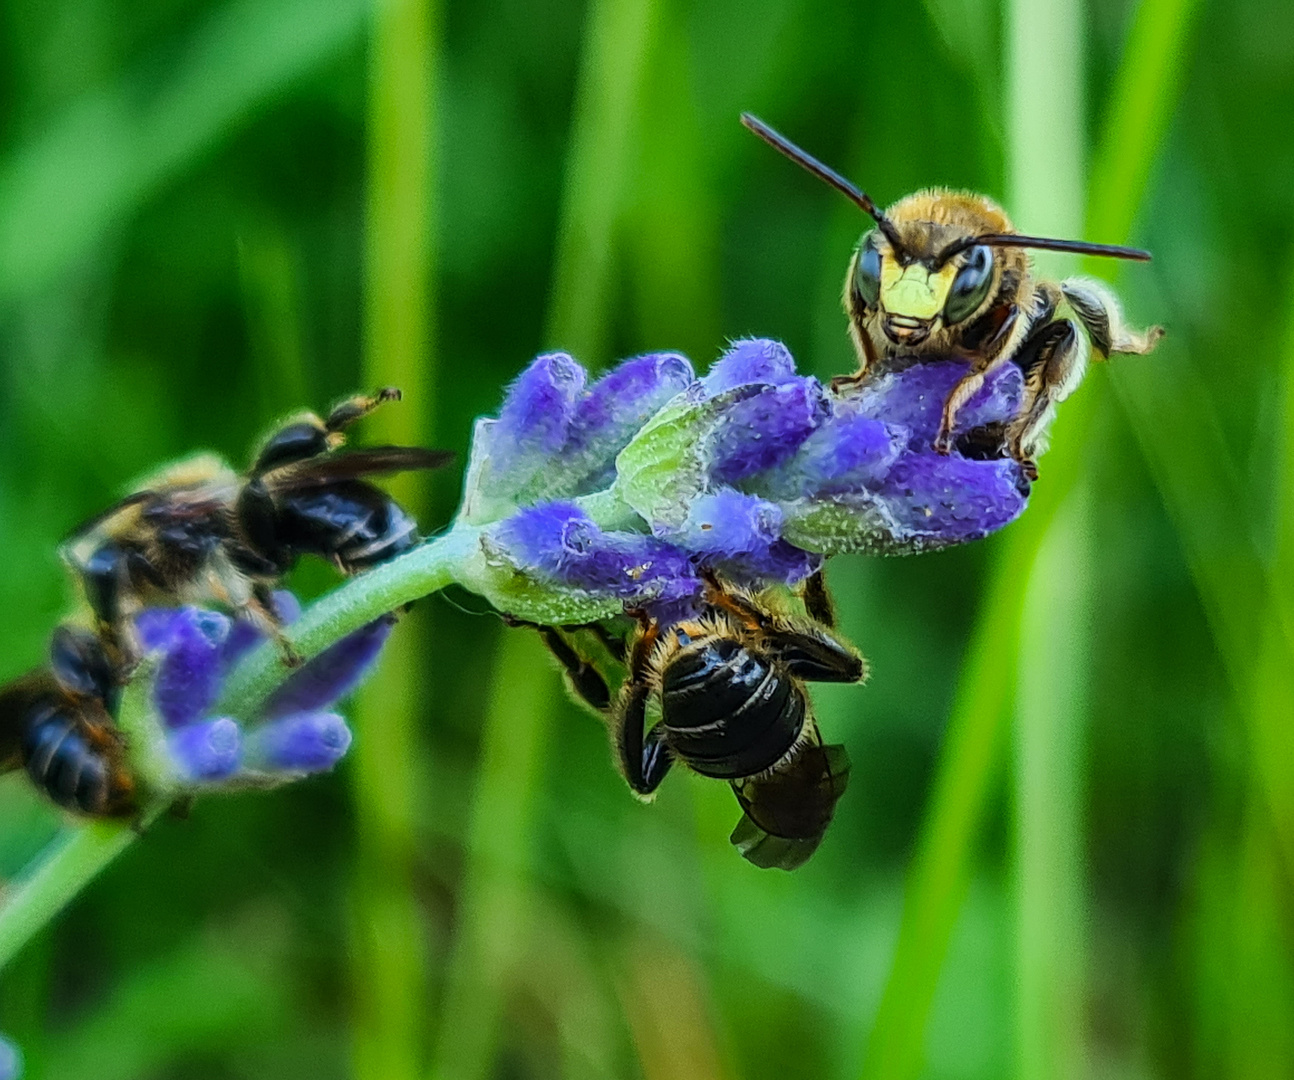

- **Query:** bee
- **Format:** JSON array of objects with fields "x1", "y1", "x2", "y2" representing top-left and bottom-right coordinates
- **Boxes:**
[
  {"x1": 0, "y1": 625, "x2": 136, "y2": 817},
  {"x1": 523, "y1": 572, "x2": 865, "y2": 870},
  {"x1": 62, "y1": 388, "x2": 451, "y2": 662},
  {"x1": 742, "y1": 113, "x2": 1164, "y2": 479}
]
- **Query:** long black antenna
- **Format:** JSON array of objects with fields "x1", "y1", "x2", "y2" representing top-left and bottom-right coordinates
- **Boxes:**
[
  {"x1": 740, "y1": 112, "x2": 906, "y2": 253},
  {"x1": 937, "y1": 232, "x2": 1152, "y2": 263}
]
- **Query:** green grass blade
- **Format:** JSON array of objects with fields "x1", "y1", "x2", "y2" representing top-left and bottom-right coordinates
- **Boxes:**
[
  {"x1": 427, "y1": 632, "x2": 560, "y2": 1080},
  {"x1": 859, "y1": 1, "x2": 1198, "y2": 1076},
  {"x1": 352, "y1": 0, "x2": 440, "y2": 1076},
  {"x1": 0, "y1": 0, "x2": 369, "y2": 309},
  {"x1": 544, "y1": 0, "x2": 657, "y2": 363},
  {"x1": 1006, "y1": 2, "x2": 1088, "y2": 1077}
]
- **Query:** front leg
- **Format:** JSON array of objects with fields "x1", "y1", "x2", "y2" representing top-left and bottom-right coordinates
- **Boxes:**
[
  {"x1": 613, "y1": 618, "x2": 672, "y2": 796},
  {"x1": 248, "y1": 582, "x2": 303, "y2": 667},
  {"x1": 503, "y1": 616, "x2": 612, "y2": 712},
  {"x1": 800, "y1": 570, "x2": 835, "y2": 629},
  {"x1": 933, "y1": 358, "x2": 996, "y2": 455},
  {"x1": 324, "y1": 387, "x2": 402, "y2": 433},
  {"x1": 1005, "y1": 319, "x2": 1085, "y2": 479}
]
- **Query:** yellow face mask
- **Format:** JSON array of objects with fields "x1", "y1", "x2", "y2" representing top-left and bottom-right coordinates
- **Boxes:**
[{"x1": 879, "y1": 260, "x2": 958, "y2": 320}]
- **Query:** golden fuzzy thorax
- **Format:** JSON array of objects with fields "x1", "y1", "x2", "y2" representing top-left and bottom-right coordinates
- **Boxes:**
[{"x1": 842, "y1": 187, "x2": 1036, "y2": 375}]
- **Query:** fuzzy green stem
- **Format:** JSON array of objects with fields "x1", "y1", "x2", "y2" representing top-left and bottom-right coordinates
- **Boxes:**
[
  {"x1": 0, "y1": 805, "x2": 166, "y2": 972},
  {"x1": 218, "y1": 527, "x2": 477, "y2": 719},
  {"x1": 0, "y1": 526, "x2": 478, "y2": 973}
]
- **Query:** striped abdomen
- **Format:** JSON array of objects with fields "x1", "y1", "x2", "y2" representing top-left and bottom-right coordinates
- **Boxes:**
[
  {"x1": 21, "y1": 700, "x2": 135, "y2": 817},
  {"x1": 659, "y1": 637, "x2": 804, "y2": 780}
]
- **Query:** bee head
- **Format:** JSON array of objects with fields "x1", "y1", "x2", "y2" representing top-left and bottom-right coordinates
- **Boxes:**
[
  {"x1": 847, "y1": 191, "x2": 1021, "y2": 347},
  {"x1": 740, "y1": 113, "x2": 1152, "y2": 360}
]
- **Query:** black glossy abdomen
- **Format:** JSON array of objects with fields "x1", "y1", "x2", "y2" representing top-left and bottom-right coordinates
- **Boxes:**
[
  {"x1": 275, "y1": 481, "x2": 419, "y2": 571},
  {"x1": 660, "y1": 638, "x2": 804, "y2": 780},
  {"x1": 21, "y1": 704, "x2": 123, "y2": 815}
]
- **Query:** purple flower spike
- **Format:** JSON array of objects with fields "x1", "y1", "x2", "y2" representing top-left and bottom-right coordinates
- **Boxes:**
[
  {"x1": 263, "y1": 616, "x2": 394, "y2": 718},
  {"x1": 153, "y1": 608, "x2": 231, "y2": 729},
  {"x1": 707, "y1": 379, "x2": 827, "y2": 483},
  {"x1": 496, "y1": 502, "x2": 700, "y2": 604},
  {"x1": 245, "y1": 712, "x2": 352, "y2": 773},
  {"x1": 167, "y1": 717, "x2": 241, "y2": 781},
  {"x1": 702, "y1": 339, "x2": 798, "y2": 394}
]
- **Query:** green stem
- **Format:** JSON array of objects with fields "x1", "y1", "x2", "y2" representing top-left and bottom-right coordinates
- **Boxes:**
[
  {"x1": 0, "y1": 805, "x2": 166, "y2": 972},
  {"x1": 0, "y1": 527, "x2": 477, "y2": 973},
  {"x1": 218, "y1": 527, "x2": 477, "y2": 719}
]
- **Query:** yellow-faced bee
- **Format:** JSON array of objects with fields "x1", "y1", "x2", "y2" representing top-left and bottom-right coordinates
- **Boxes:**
[
  {"x1": 61, "y1": 388, "x2": 451, "y2": 661},
  {"x1": 526, "y1": 572, "x2": 865, "y2": 869},
  {"x1": 742, "y1": 113, "x2": 1164, "y2": 479},
  {"x1": 0, "y1": 625, "x2": 136, "y2": 817}
]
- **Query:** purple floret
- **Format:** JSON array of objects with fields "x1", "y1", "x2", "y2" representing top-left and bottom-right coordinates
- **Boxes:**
[
  {"x1": 263, "y1": 616, "x2": 394, "y2": 718},
  {"x1": 496, "y1": 502, "x2": 701, "y2": 604},
  {"x1": 166, "y1": 717, "x2": 240, "y2": 781},
  {"x1": 496, "y1": 352, "x2": 586, "y2": 463},
  {"x1": 875, "y1": 452, "x2": 1029, "y2": 542},
  {"x1": 707, "y1": 379, "x2": 829, "y2": 483},
  {"x1": 151, "y1": 608, "x2": 230, "y2": 729},
  {"x1": 568, "y1": 352, "x2": 694, "y2": 449},
  {"x1": 245, "y1": 712, "x2": 353, "y2": 773},
  {"x1": 702, "y1": 338, "x2": 798, "y2": 394}
]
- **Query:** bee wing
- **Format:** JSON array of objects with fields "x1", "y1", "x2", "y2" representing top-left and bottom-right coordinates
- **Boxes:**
[
  {"x1": 263, "y1": 446, "x2": 454, "y2": 493},
  {"x1": 729, "y1": 742, "x2": 851, "y2": 870},
  {"x1": 61, "y1": 491, "x2": 156, "y2": 545}
]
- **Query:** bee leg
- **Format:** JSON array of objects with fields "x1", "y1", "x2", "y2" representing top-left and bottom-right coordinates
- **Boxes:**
[
  {"x1": 563, "y1": 621, "x2": 628, "y2": 664},
  {"x1": 614, "y1": 680, "x2": 672, "y2": 795},
  {"x1": 324, "y1": 387, "x2": 403, "y2": 433},
  {"x1": 247, "y1": 584, "x2": 303, "y2": 668},
  {"x1": 799, "y1": 570, "x2": 836, "y2": 629},
  {"x1": 613, "y1": 619, "x2": 672, "y2": 795},
  {"x1": 1005, "y1": 319, "x2": 1086, "y2": 479},
  {"x1": 503, "y1": 616, "x2": 613, "y2": 712},
  {"x1": 1059, "y1": 279, "x2": 1164, "y2": 358},
  {"x1": 764, "y1": 625, "x2": 866, "y2": 684},
  {"x1": 934, "y1": 361, "x2": 998, "y2": 455}
]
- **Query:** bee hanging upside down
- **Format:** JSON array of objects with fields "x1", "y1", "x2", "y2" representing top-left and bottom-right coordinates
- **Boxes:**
[
  {"x1": 742, "y1": 113, "x2": 1164, "y2": 480},
  {"x1": 519, "y1": 572, "x2": 866, "y2": 870},
  {"x1": 61, "y1": 388, "x2": 451, "y2": 664},
  {"x1": 0, "y1": 625, "x2": 135, "y2": 817}
]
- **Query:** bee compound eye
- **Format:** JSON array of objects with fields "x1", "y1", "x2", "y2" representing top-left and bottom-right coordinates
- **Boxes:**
[
  {"x1": 853, "y1": 233, "x2": 881, "y2": 307},
  {"x1": 943, "y1": 243, "x2": 994, "y2": 324}
]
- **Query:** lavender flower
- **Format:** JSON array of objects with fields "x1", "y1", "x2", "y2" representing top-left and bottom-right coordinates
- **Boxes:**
[
  {"x1": 458, "y1": 339, "x2": 1029, "y2": 622},
  {"x1": 125, "y1": 600, "x2": 390, "y2": 794}
]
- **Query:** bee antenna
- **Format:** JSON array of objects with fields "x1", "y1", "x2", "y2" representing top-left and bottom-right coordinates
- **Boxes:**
[
  {"x1": 938, "y1": 233, "x2": 1152, "y2": 264},
  {"x1": 740, "y1": 113, "x2": 906, "y2": 253}
]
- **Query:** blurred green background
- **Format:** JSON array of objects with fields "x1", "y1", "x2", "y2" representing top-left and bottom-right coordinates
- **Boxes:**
[{"x1": 0, "y1": 0, "x2": 1291, "y2": 1076}]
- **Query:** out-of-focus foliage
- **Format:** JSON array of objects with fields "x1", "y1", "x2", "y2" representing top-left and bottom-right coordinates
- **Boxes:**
[{"x1": 0, "y1": 0, "x2": 1290, "y2": 1077}]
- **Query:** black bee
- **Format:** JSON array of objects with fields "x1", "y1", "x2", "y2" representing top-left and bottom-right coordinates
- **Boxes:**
[
  {"x1": 61, "y1": 388, "x2": 450, "y2": 661},
  {"x1": 527, "y1": 572, "x2": 865, "y2": 870},
  {"x1": 0, "y1": 626, "x2": 136, "y2": 817}
]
